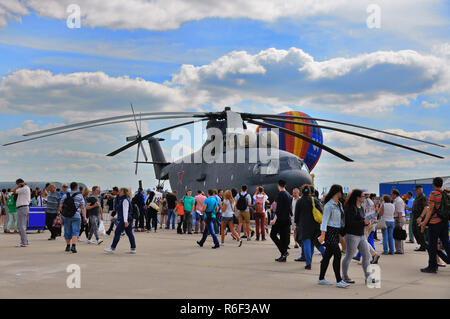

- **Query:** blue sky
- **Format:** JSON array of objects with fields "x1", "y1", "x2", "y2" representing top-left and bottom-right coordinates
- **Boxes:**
[{"x1": 0, "y1": 0, "x2": 449, "y2": 193}]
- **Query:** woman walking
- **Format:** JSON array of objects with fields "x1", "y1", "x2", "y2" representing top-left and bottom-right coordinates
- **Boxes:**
[
  {"x1": 220, "y1": 190, "x2": 242, "y2": 247},
  {"x1": 295, "y1": 185, "x2": 325, "y2": 270},
  {"x1": 341, "y1": 189, "x2": 372, "y2": 284},
  {"x1": 379, "y1": 195, "x2": 395, "y2": 255},
  {"x1": 317, "y1": 184, "x2": 349, "y2": 288},
  {"x1": 104, "y1": 188, "x2": 136, "y2": 254}
]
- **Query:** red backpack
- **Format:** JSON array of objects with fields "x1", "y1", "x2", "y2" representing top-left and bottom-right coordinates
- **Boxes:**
[{"x1": 254, "y1": 195, "x2": 265, "y2": 214}]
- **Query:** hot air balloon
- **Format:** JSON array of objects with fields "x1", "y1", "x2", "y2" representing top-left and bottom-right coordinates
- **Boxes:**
[{"x1": 257, "y1": 111, "x2": 323, "y2": 172}]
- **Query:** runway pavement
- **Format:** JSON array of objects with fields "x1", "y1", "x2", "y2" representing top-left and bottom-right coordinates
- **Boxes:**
[{"x1": 0, "y1": 228, "x2": 448, "y2": 299}]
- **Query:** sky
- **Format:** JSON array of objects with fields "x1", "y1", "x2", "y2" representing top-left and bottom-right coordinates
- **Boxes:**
[{"x1": 0, "y1": 0, "x2": 449, "y2": 194}]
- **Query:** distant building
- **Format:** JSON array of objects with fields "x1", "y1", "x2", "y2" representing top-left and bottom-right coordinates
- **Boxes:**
[
  {"x1": 0, "y1": 181, "x2": 87, "y2": 191},
  {"x1": 379, "y1": 176, "x2": 450, "y2": 197}
]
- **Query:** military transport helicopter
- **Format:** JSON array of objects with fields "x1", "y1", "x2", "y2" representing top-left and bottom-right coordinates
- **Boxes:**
[{"x1": 4, "y1": 106, "x2": 445, "y2": 200}]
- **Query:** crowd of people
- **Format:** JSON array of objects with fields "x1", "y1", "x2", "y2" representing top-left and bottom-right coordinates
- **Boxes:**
[{"x1": 1, "y1": 176, "x2": 448, "y2": 288}]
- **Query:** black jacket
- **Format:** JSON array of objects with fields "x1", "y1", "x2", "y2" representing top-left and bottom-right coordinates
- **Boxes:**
[
  {"x1": 295, "y1": 195, "x2": 321, "y2": 241},
  {"x1": 275, "y1": 190, "x2": 292, "y2": 223},
  {"x1": 343, "y1": 205, "x2": 365, "y2": 236}
]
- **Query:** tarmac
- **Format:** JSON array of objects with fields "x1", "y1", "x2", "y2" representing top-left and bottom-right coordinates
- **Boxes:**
[{"x1": 0, "y1": 226, "x2": 449, "y2": 299}]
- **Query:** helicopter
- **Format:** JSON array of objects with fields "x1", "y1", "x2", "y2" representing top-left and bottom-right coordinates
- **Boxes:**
[{"x1": 4, "y1": 106, "x2": 445, "y2": 200}]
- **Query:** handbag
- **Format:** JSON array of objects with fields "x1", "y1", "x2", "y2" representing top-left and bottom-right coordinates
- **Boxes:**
[
  {"x1": 311, "y1": 198, "x2": 323, "y2": 223},
  {"x1": 393, "y1": 225, "x2": 407, "y2": 240},
  {"x1": 53, "y1": 216, "x2": 62, "y2": 228},
  {"x1": 376, "y1": 219, "x2": 386, "y2": 230}
]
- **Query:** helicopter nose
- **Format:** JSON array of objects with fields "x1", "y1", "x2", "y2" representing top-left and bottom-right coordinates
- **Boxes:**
[{"x1": 278, "y1": 169, "x2": 312, "y2": 188}]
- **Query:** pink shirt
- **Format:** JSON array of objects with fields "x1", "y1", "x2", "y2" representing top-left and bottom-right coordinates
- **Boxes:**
[{"x1": 195, "y1": 194, "x2": 207, "y2": 213}]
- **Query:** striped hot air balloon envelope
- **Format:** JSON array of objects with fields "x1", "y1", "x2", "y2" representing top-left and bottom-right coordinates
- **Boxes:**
[{"x1": 256, "y1": 111, "x2": 323, "y2": 172}]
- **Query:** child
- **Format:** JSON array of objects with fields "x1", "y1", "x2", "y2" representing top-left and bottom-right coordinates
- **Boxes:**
[{"x1": 176, "y1": 199, "x2": 184, "y2": 234}]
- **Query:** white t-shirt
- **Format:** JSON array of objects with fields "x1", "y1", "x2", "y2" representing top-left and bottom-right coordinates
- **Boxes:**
[
  {"x1": 382, "y1": 203, "x2": 395, "y2": 222},
  {"x1": 16, "y1": 185, "x2": 31, "y2": 207},
  {"x1": 393, "y1": 196, "x2": 406, "y2": 218},
  {"x1": 222, "y1": 199, "x2": 235, "y2": 218}
]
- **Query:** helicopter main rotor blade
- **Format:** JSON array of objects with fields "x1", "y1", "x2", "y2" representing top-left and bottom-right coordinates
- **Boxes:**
[
  {"x1": 258, "y1": 117, "x2": 445, "y2": 159},
  {"x1": 23, "y1": 112, "x2": 209, "y2": 137},
  {"x1": 3, "y1": 116, "x2": 201, "y2": 146},
  {"x1": 130, "y1": 103, "x2": 140, "y2": 134},
  {"x1": 107, "y1": 119, "x2": 207, "y2": 157},
  {"x1": 243, "y1": 113, "x2": 445, "y2": 148},
  {"x1": 135, "y1": 142, "x2": 140, "y2": 175},
  {"x1": 140, "y1": 142, "x2": 149, "y2": 162},
  {"x1": 247, "y1": 119, "x2": 353, "y2": 162}
]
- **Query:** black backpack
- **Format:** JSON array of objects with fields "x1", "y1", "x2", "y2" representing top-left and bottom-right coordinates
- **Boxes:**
[
  {"x1": 436, "y1": 190, "x2": 450, "y2": 221},
  {"x1": 61, "y1": 192, "x2": 81, "y2": 218},
  {"x1": 236, "y1": 193, "x2": 249, "y2": 211},
  {"x1": 132, "y1": 203, "x2": 140, "y2": 220}
]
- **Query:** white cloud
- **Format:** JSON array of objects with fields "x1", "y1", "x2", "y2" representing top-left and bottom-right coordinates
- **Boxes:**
[
  {"x1": 421, "y1": 101, "x2": 440, "y2": 108},
  {"x1": 0, "y1": 0, "x2": 446, "y2": 32},
  {"x1": 0, "y1": 0, "x2": 29, "y2": 28},
  {"x1": 172, "y1": 47, "x2": 450, "y2": 113}
]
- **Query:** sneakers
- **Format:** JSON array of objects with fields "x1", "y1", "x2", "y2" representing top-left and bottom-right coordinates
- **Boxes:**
[
  {"x1": 237, "y1": 240, "x2": 243, "y2": 247},
  {"x1": 196, "y1": 241, "x2": 203, "y2": 248},
  {"x1": 219, "y1": 243, "x2": 224, "y2": 246},
  {"x1": 86, "y1": 239, "x2": 93, "y2": 244},
  {"x1": 16, "y1": 243, "x2": 27, "y2": 248},
  {"x1": 420, "y1": 267, "x2": 437, "y2": 273},
  {"x1": 247, "y1": 237, "x2": 251, "y2": 241},
  {"x1": 211, "y1": 245, "x2": 220, "y2": 249},
  {"x1": 337, "y1": 281, "x2": 350, "y2": 288},
  {"x1": 343, "y1": 278, "x2": 355, "y2": 284},
  {"x1": 104, "y1": 247, "x2": 115, "y2": 253},
  {"x1": 414, "y1": 247, "x2": 426, "y2": 251},
  {"x1": 125, "y1": 249, "x2": 136, "y2": 254},
  {"x1": 318, "y1": 279, "x2": 332, "y2": 286},
  {"x1": 97, "y1": 239, "x2": 103, "y2": 245}
]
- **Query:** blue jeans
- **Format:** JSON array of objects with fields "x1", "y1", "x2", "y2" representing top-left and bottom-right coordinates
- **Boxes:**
[
  {"x1": 303, "y1": 238, "x2": 325, "y2": 266},
  {"x1": 382, "y1": 221, "x2": 395, "y2": 254},
  {"x1": 63, "y1": 216, "x2": 81, "y2": 240},
  {"x1": 199, "y1": 218, "x2": 219, "y2": 247},
  {"x1": 111, "y1": 220, "x2": 136, "y2": 249},
  {"x1": 166, "y1": 208, "x2": 176, "y2": 229}
]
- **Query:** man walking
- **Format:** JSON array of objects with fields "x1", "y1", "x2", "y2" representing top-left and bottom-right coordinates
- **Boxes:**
[
  {"x1": 418, "y1": 177, "x2": 450, "y2": 273},
  {"x1": 197, "y1": 189, "x2": 220, "y2": 249},
  {"x1": 165, "y1": 190, "x2": 178, "y2": 230},
  {"x1": 406, "y1": 191, "x2": 415, "y2": 244},
  {"x1": 86, "y1": 186, "x2": 103, "y2": 245},
  {"x1": 58, "y1": 182, "x2": 86, "y2": 253},
  {"x1": 235, "y1": 185, "x2": 252, "y2": 240},
  {"x1": 392, "y1": 190, "x2": 406, "y2": 254},
  {"x1": 412, "y1": 185, "x2": 428, "y2": 251},
  {"x1": 11, "y1": 179, "x2": 31, "y2": 247},
  {"x1": 182, "y1": 189, "x2": 195, "y2": 234},
  {"x1": 270, "y1": 180, "x2": 292, "y2": 262},
  {"x1": 45, "y1": 184, "x2": 61, "y2": 240}
]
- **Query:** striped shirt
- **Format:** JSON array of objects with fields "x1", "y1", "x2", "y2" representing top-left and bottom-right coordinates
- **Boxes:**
[
  {"x1": 428, "y1": 189, "x2": 442, "y2": 225},
  {"x1": 45, "y1": 192, "x2": 61, "y2": 214},
  {"x1": 60, "y1": 191, "x2": 85, "y2": 218}
]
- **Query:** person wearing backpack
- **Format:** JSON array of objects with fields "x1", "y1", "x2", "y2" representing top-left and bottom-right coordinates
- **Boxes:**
[
  {"x1": 418, "y1": 177, "x2": 450, "y2": 273},
  {"x1": 104, "y1": 188, "x2": 136, "y2": 254},
  {"x1": 58, "y1": 182, "x2": 86, "y2": 253},
  {"x1": 253, "y1": 186, "x2": 269, "y2": 241},
  {"x1": 235, "y1": 185, "x2": 252, "y2": 241}
]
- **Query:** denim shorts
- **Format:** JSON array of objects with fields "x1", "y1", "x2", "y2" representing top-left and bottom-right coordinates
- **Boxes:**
[
  {"x1": 221, "y1": 217, "x2": 234, "y2": 223},
  {"x1": 63, "y1": 216, "x2": 81, "y2": 239}
]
